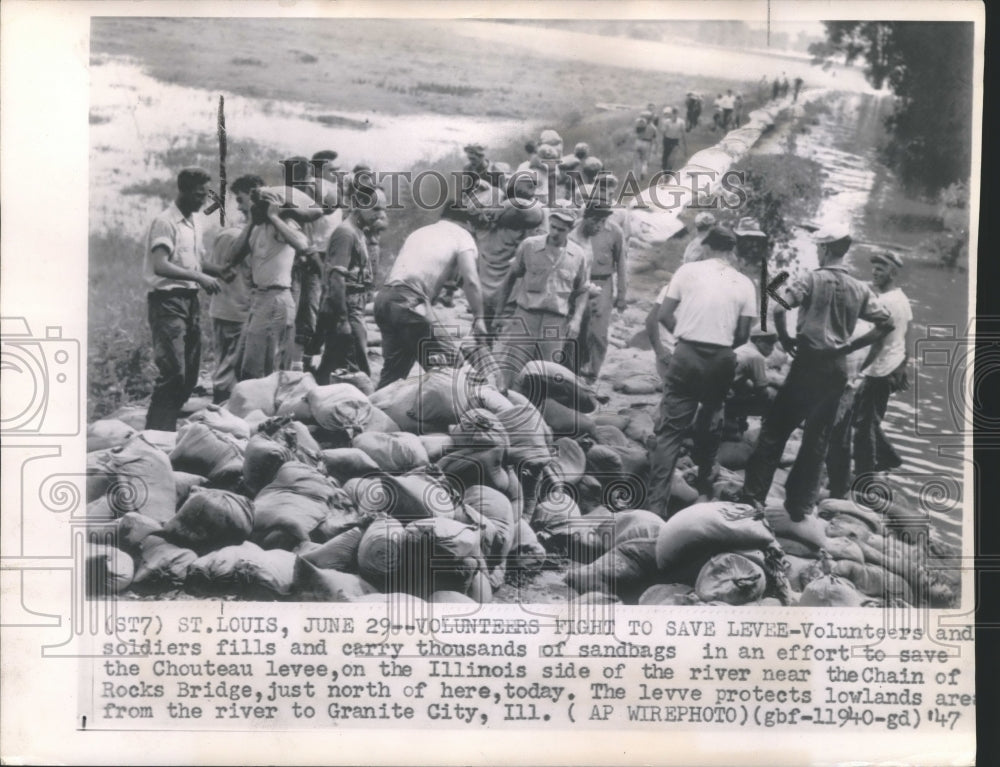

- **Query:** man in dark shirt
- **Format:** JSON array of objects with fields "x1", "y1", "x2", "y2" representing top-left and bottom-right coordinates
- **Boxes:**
[{"x1": 740, "y1": 220, "x2": 894, "y2": 520}]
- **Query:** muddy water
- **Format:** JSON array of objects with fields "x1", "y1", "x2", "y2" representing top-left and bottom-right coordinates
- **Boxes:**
[
  {"x1": 89, "y1": 55, "x2": 523, "y2": 236},
  {"x1": 757, "y1": 91, "x2": 967, "y2": 549}
]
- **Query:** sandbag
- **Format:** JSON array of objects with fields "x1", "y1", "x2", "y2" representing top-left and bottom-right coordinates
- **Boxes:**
[
  {"x1": 402, "y1": 517, "x2": 487, "y2": 599},
  {"x1": 293, "y1": 557, "x2": 377, "y2": 601},
  {"x1": 86, "y1": 545, "x2": 134, "y2": 595},
  {"x1": 515, "y1": 360, "x2": 597, "y2": 413},
  {"x1": 539, "y1": 397, "x2": 598, "y2": 440},
  {"x1": 460, "y1": 485, "x2": 514, "y2": 586},
  {"x1": 91, "y1": 435, "x2": 177, "y2": 522},
  {"x1": 550, "y1": 437, "x2": 587, "y2": 485},
  {"x1": 509, "y1": 518, "x2": 546, "y2": 571},
  {"x1": 450, "y1": 408, "x2": 509, "y2": 451},
  {"x1": 655, "y1": 502, "x2": 775, "y2": 573},
  {"x1": 798, "y1": 573, "x2": 866, "y2": 607},
  {"x1": 252, "y1": 462, "x2": 346, "y2": 549},
  {"x1": 717, "y1": 440, "x2": 754, "y2": 470},
  {"x1": 764, "y1": 507, "x2": 831, "y2": 549},
  {"x1": 307, "y1": 383, "x2": 372, "y2": 434},
  {"x1": 430, "y1": 590, "x2": 478, "y2": 604},
  {"x1": 273, "y1": 371, "x2": 318, "y2": 421},
  {"x1": 358, "y1": 517, "x2": 406, "y2": 590},
  {"x1": 594, "y1": 424, "x2": 632, "y2": 450},
  {"x1": 114, "y1": 512, "x2": 163, "y2": 556},
  {"x1": 438, "y1": 446, "x2": 509, "y2": 497},
  {"x1": 363, "y1": 405, "x2": 402, "y2": 434},
  {"x1": 495, "y1": 402, "x2": 553, "y2": 467},
  {"x1": 566, "y1": 508, "x2": 616, "y2": 564},
  {"x1": 131, "y1": 535, "x2": 198, "y2": 591},
  {"x1": 301, "y1": 527, "x2": 365, "y2": 572},
  {"x1": 186, "y1": 542, "x2": 296, "y2": 598},
  {"x1": 170, "y1": 422, "x2": 245, "y2": 481},
  {"x1": 353, "y1": 431, "x2": 429, "y2": 473},
  {"x1": 186, "y1": 405, "x2": 251, "y2": 440},
  {"x1": 162, "y1": 488, "x2": 254, "y2": 554},
  {"x1": 420, "y1": 434, "x2": 454, "y2": 462},
  {"x1": 566, "y1": 537, "x2": 658, "y2": 601},
  {"x1": 531, "y1": 493, "x2": 582, "y2": 547},
  {"x1": 87, "y1": 419, "x2": 136, "y2": 452},
  {"x1": 139, "y1": 429, "x2": 179, "y2": 453},
  {"x1": 695, "y1": 553, "x2": 767, "y2": 605},
  {"x1": 775, "y1": 535, "x2": 866, "y2": 564},
  {"x1": 638, "y1": 583, "x2": 698, "y2": 606},
  {"x1": 243, "y1": 409, "x2": 270, "y2": 431},
  {"x1": 327, "y1": 369, "x2": 375, "y2": 397},
  {"x1": 110, "y1": 405, "x2": 148, "y2": 431},
  {"x1": 622, "y1": 409, "x2": 655, "y2": 446},
  {"x1": 833, "y1": 559, "x2": 914, "y2": 603},
  {"x1": 259, "y1": 418, "x2": 323, "y2": 461},
  {"x1": 586, "y1": 445, "x2": 625, "y2": 477},
  {"x1": 173, "y1": 471, "x2": 208, "y2": 509},
  {"x1": 466, "y1": 386, "x2": 514, "y2": 416},
  {"x1": 575, "y1": 475, "x2": 607, "y2": 514},
  {"x1": 321, "y1": 448, "x2": 380, "y2": 484},
  {"x1": 817, "y1": 498, "x2": 884, "y2": 534},
  {"x1": 228, "y1": 375, "x2": 280, "y2": 418},
  {"x1": 370, "y1": 369, "x2": 470, "y2": 433},
  {"x1": 613, "y1": 509, "x2": 667, "y2": 545},
  {"x1": 243, "y1": 433, "x2": 294, "y2": 495}
]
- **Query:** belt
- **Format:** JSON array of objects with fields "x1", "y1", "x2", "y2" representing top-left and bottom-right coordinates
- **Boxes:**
[
  {"x1": 149, "y1": 288, "x2": 198, "y2": 297},
  {"x1": 255, "y1": 285, "x2": 291, "y2": 291},
  {"x1": 678, "y1": 338, "x2": 731, "y2": 350}
]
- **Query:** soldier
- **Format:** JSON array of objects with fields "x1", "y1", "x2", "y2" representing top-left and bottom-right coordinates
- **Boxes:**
[
  {"x1": 492, "y1": 203, "x2": 590, "y2": 391},
  {"x1": 569, "y1": 195, "x2": 628, "y2": 384}
]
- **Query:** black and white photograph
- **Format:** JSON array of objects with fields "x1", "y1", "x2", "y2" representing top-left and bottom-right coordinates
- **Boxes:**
[{"x1": 0, "y1": 1, "x2": 983, "y2": 764}]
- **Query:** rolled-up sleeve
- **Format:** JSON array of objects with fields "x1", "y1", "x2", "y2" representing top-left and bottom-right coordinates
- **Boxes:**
[
  {"x1": 148, "y1": 218, "x2": 174, "y2": 255},
  {"x1": 859, "y1": 290, "x2": 892, "y2": 325},
  {"x1": 781, "y1": 273, "x2": 811, "y2": 308}
]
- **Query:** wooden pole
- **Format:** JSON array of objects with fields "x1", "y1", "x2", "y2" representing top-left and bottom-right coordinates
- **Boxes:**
[{"x1": 218, "y1": 95, "x2": 227, "y2": 226}]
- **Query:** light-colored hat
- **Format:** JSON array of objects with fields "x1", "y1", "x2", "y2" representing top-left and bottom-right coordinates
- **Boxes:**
[
  {"x1": 464, "y1": 143, "x2": 486, "y2": 157},
  {"x1": 582, "y1": 156, "x2": 604, "y2": 173},
  {"x1": 548, "y1": 200, "x2": 579, "y2": 224},
  {"x1": 694, "y1": 212, "x2": 717, "y2": 229},
  {"x1": 574, "y1": 142, "x2": 590, "y2": 156},
  {"x1": 870, "y1": 250, "x2": 904, "y2": 268},
  {"x1": 537, "y1": 144, "x2": 560, "y2": 161},
  {"x1": 734, "y1": 216, "x2": 766, "y2": 237},
  {"x1": 813, "y1": 218, "x2": 852, "y2": 244}
]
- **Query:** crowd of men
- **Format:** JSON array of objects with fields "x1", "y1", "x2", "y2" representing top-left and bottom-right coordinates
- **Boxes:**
[{"x1": 141, "y1": 99, "x2": 912, "y2": 525}]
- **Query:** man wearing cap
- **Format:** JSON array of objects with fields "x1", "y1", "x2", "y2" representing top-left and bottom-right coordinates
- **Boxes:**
[
  {"x1": 740, "y1": 221, "x2": 894, "y2": 521},
  {"x1": 734, "y1": 216, "x2": 769, "y2": 270},
  {"x1": 569, "y1": 196, "x2": 628, "y2": 384},
  {"x1": 374, "y1": 203, "x2": 488, "y2": 389},
  {"x1": 492, "y1": 203, "x2": 590, "y2": 391},
  {"x1": 207, "y1": 174, "x2": 260, "y2": 404},
  {"x1": 685, "y1": 92, "x2": 703, "y2": 131},
  {"x1": 227, "y1": 186, "x2": 311, "y2": 380},
  {"x1": 723, "y1": 328, "x2": 779, "y2": 440},
  {"x1": 313, "y1": 186, "x2": 388, "y2": 383},
  {"x1": 718, "y1": 89, "x2": 736, "y2": 130},
  {"x1": 633, "y1": 112, "x2": 658, "y2": 182},
  {"x1": 463, "y1": 143, "x2": 507, "y2": 190},
  {"x1": 143, "y1": 167, "x2": 222, "y2": 430},
  {"x1": 826, "y1": 250, "x2": 912, "y2": 498},
  {"x1": 472, "y1": 172, "x2": 548, "y2": 324},
  {"x1": 659, "y1": 107, "x2": 688, "y2": 174},
  {"x1": 682, "y1": 212, "x2": 716, "y2": 263},
  {"x1": 538, "y1": 128, "x2": 564, "y2": 158},
  {"x1": 647, "y1": 225, "x2": 758, "y2": 515},
  {"x1": 559, "y1": 143, "x2": 591, "y2": 199}
]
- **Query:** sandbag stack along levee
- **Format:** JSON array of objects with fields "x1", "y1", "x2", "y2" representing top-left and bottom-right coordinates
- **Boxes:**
[{"x1": 83, "y1": 357, "x2": 954, "y2": 608}]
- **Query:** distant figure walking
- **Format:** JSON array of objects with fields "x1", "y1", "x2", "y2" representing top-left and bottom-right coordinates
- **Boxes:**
[
  {"x1": 684, "y1": 92, "x2": 703, "y2": 131},
  {"x1": 793, "y1": 77, "x2": 804, "y2": 102}
]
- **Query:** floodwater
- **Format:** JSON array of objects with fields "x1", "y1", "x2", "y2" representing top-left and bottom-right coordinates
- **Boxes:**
[
  {"x1": 756, "y1": 91, "x2": 968, "y2": 550},
  {"x1": 89, "y1": 54, "x2": 523, "y2": 237}
]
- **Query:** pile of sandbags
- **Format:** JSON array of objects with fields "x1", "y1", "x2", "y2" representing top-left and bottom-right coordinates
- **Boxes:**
[{"x1": 85, "y1": 356, "x2": 948, "y2": 608}]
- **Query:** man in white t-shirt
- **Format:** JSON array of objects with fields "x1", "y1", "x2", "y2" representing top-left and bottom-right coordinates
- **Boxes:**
[
  {"x1": 826, "y1": 251, "x2": 912, "y2": 498},
  {"x1": 647, "y1": 225, "x2": 758, "y2": 516}
]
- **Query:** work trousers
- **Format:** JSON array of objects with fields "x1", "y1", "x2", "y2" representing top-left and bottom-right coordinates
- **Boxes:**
[
  {"x1": 210, "y1": 317, "x2": 244, "y2": 404},
  {"x1": 742, "y1": 350, "x2": 848, "y2": 517},
  {"x1": 648, "y1": 339, "x2": 737, "y2": 516},
  {"x1": 315, "y1": 291, "x2": 370, "y2": 383},
  {"x1": 661, "y1": 137, "x2": 680, "y2": 172},
  {"x1": 578, "y1": 276, "x2": 614, "y2": 382},
  {"x1": 826, "y1": 375, "x2": 902, "y2": 499},
  {"x1": 374, "y1": 283, "x2": 460, "y2": 390},
  {"x1": 493, "y1": 306, "x2": 571, "y2": 391},
  {"x1": 235, "y1": 288, "x2": 294, "y2": 381},
  {"x1": 146, "y1": 289, "x2": 201, "y2": 431}
]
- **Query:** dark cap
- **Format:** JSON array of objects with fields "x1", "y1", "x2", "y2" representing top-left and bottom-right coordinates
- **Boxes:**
[
  {"x1": 870, "y1": 250, "x2": 904, "y2": 268},
  {"x1": 702, "y1": 225, "x2": 737, "y2": 251},
  {"x1": 464, "y1": 143, "x2": 487, "y2": 157}
]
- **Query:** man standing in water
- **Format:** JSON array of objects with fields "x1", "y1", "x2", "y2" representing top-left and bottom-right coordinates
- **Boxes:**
[
  {"x1": 739, "y1": 220, "x2": 894, "y2": 520},
  {"x1": 826, "y1": 251, "x2": 912, "y2": 498}
]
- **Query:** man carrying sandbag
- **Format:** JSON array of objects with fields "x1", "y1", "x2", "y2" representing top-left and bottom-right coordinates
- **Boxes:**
[
  {"x1": 492, "y1": 203, "x2": 591, "y2": 392},
  {"x1": 373, "y1": 203, "x2": 488, "y2": 389},
  {"x1": 739, "y1": 220, "x2": 894, "y2": 522},
  {"x1": 647, "y1": 225, "x2": 757, "y2": 517},
  {"x1": 227, "y1": 187, "x2": 311, "y2": 380},
  {"x1": 142, "y1": 167, "x2": 221, "y2": 431}
]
